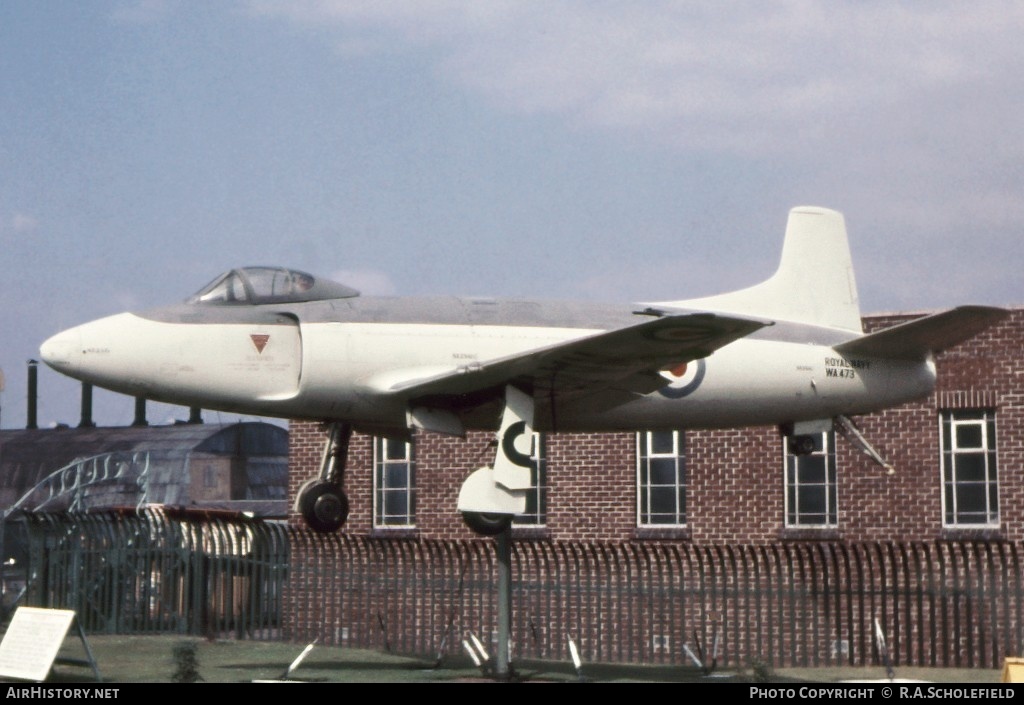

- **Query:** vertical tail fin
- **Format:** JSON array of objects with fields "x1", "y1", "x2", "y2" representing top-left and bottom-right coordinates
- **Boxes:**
[{"x1": 658, "y1": 206, "x2": 863, "y2": 333}]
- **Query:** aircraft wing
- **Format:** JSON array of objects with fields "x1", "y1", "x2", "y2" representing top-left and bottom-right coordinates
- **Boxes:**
[
  {"x1": 834, "y1": 305, "x2": 1010, "y2": 361},
  {"x1": 382, "y1": 312, "x2": 769, "y2": 405}
]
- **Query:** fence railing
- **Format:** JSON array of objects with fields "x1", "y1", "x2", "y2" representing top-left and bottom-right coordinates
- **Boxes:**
[{"x1": 7, "y1": 510, "x2": 1023, "y2": 669}]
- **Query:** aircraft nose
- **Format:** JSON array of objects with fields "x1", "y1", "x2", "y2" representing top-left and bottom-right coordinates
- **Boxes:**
[{"x1": 40, "y1": 326, "x2": 83, "y2": 375}]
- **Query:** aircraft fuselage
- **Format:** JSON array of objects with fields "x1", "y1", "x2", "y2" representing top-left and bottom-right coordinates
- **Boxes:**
[{"x1": 40, "y1": 295, "x2": 936, "y2": 434}]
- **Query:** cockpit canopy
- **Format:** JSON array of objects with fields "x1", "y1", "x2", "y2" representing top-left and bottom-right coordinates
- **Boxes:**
[{"x1": 187, "y1": 267, "x2": 360, "y2": 305}]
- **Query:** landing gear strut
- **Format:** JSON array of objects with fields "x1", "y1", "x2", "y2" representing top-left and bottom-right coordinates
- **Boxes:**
[
  {"x1": 835, "y1": 414, "x2": 895, "y2": 474},
  {"x1": 294, "y1": 422, "x2": 352, "y2": 533},
  {"x1": 457, "y1": 386, "x2": 535, "y2": 537},
  {"x1": 458, "y1": 390, "x2": 531, "y2": 681}
]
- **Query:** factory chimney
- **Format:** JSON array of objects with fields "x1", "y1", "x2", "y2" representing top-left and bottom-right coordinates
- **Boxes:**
[
  {"x1": 133, "y1": 396, "x2": 148, "y2": 427},
  {"x1": 79, "y1": 382, "x2": 96, "y2": 428},
  {"x1": 26, "y1": 360, "x2": 38, "y2": 430}
]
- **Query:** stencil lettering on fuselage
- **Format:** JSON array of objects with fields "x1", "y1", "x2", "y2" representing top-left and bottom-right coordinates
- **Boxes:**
[{"x1": 824, "y1": 356, "x2": 870, "y2": 380}]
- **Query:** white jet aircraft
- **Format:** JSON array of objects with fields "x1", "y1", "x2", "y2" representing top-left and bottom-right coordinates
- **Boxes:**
[{"x1": 39, "y1": 207, "x2": 1008, "y2": 535}]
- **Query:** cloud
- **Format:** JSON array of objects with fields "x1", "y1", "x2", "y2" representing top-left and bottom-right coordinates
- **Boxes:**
[
  {"x1": 110, "y1": 0, "x2": 180, "y2": 25},
  {"x1": 243, "y1": 2, "x2": 1024, "y2": 239},
  {"x1": 241, "y1": 3, "x2": 1023, "y2": 307},
  {"x1": 330, "y1": 268, "x2": 398, "y2": 296},
  {"x1": 246, "y1": 3, "x2": 1024, "y2": 152},
  {"x1": 244, "y1": 3, "x2": 1024, "y2": 233},
  {"x1": 10, "y1": 213, "x2": 39, "y2": 233}
]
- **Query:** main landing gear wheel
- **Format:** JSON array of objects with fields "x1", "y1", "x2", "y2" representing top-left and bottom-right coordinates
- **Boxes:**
[
  {"x1": 462, "y1": 511, "x2": 514, "y2": 536},
  {"x1": 298, "y1": 480, "x2": 350, "y2": 534}
]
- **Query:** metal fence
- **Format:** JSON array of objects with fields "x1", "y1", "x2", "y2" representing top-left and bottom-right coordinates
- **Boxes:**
[
  {"x1": 6, "y1": 511, "x2": 1024, "y2": 670},
  {"x1": 8, "y1": 509, "x2": 289, "y2": 639}
]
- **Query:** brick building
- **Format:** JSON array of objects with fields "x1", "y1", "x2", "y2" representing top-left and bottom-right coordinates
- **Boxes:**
[
  {"x1": 283, "y1": 307, "x2": 1024, "y2": 668},
  {"x1": 288, "y1": 307, "x2": 1022, "y2": 544}
]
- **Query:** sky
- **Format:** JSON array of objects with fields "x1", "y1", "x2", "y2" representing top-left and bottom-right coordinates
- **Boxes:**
[{"x1": 2, "y1": 1, "x2": 1022, "y2": 430}]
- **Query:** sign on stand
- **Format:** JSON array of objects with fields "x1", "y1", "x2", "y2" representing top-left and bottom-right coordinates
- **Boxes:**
[{"x1": 0, "y1": 607, "x2": 99, "y2": 682}]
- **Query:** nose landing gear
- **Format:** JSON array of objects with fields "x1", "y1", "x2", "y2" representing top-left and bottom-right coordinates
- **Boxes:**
[{"x1": 294, "y1": 422, "x2": 352, "y2": 533}]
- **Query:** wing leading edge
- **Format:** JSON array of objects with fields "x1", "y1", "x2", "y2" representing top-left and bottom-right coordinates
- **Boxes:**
[{"x1": 382, "y1": 312, "x2": 770, "y2": 406}]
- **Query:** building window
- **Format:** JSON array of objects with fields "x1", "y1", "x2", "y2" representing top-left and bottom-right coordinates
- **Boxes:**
[
  {"x1": 941, "y1": 409, "x2": 998, "y2": 528},
  {"x1": 637, "y1": 431, "x2": 686, "y2": 526},
  {"x1": 513, "y1": 432, "x2": 547, "y2": 527},
  {"x1": 784, "y1": 432, "x2": 838, "y2": 528},
  {"x1": 374, "y1": 437, "x2": 415, "y2": 528}
]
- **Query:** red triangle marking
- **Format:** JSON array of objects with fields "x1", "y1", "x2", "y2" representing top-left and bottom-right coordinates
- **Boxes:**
[{"x1": 251, "y1": 334, "x2": 270, "y2": 354}]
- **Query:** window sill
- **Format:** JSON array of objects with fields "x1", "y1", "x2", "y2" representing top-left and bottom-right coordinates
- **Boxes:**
[
  {"x1": 510, "y1": 526, "x2": 550, "y2": 541},
  {"x1": 938, "y1": 528, "x2": 1004, "y2": 542},
  {"x1": 369, "y1": 527, "x2": 418, "y2": 540},
  {"x1": 633, "y1": 526, "x2": 691, "y2": 541},
  {"x1": 778, "y1": 528, "x2": 842, "y2": 542}
]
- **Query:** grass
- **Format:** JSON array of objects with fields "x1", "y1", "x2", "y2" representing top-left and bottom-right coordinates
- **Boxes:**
[{"x1": 27, "y1": 634, "x2": 1005, "y2": 684}]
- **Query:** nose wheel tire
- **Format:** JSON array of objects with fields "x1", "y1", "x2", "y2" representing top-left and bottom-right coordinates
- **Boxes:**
[
  {"x1": 462, "y1": 511, "x2": 514, "y2": 536},
  {"x1": 298, "y1": 480, "x2": 350, "y2": 533}
]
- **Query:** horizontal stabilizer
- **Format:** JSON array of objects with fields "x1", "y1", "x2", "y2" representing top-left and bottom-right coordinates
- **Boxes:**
[{"x1": 834, "y1": 306, "x2": 1010, "y2": 361}]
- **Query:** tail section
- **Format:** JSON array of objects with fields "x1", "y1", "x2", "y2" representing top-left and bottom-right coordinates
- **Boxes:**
[{"x1": 658, "y1": 207, "x2": 863, "y2": 333}]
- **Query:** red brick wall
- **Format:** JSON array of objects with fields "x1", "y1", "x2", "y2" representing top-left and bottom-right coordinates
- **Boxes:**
[{"x1": 288, "y1": 308, "x2": 1024, "y2": 544}]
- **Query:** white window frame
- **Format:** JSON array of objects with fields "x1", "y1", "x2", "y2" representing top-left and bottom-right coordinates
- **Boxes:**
[
  {"x1": 940, "y1": 409, "x2": 999, "y2": 529},
  {"x1": 373, "y1": 437, "x2": 415, "y2": 528},
  {"x1": 784, "y1": 431, "x2": 838, "y2": 528},
  {"x1": 636, "y1": 430, "x2": 687, "y2": 527}
]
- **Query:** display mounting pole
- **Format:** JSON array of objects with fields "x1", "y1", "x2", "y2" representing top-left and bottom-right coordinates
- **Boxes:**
[{"x1": 494, "y1": 526, "x2": 513, "y2": 680}]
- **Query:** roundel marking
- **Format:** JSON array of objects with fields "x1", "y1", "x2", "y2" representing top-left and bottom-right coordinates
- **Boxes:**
[
  {"x1": 501, "y1": 420, "x2": 534, "y2": 468},
  {"x1": 657, "y1": 358, "x2": 706, "y2": 399}
]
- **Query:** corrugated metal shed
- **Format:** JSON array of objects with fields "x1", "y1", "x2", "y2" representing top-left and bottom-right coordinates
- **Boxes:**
[{"x1": 0, "y1": 422, "x2": 288, "y2": 518}]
